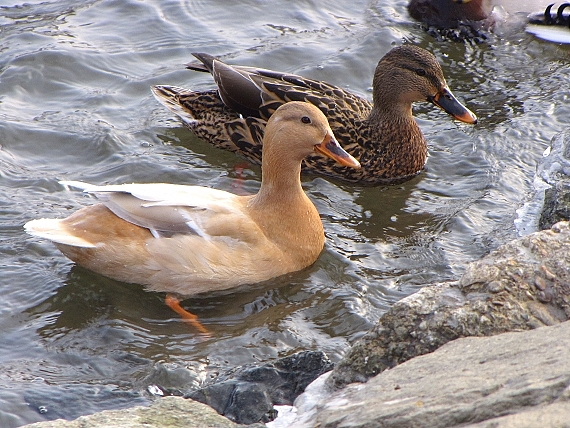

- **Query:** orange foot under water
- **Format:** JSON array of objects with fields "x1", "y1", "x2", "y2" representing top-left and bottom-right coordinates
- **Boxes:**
[
  {"x1": 230, "y1": 162, "x2": 252, "y2": 196},
  {"x1": 165, "y1": 294, "x2": 210, "y2": 335}
]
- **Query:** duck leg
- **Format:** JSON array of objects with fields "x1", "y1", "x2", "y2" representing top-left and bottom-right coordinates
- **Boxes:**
[
  {"x1": 230, "y1": 161, "x2": 252, "y2": 196},
  {"x1": 165, "y1": 294, "x2": 210, "y2": 334}
]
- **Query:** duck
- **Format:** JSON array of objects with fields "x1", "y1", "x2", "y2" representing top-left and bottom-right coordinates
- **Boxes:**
[
  {"x1": 25, "y1": 102, "x2": 360, "y2": 331},
  {"x1": 527, "y1": 3, "x2": 570, "y2": 44},
  {"x1": 407, "y1": 0, "x2": 493, "y2": 29},
  {"x1": 408, "y1": 0, "x2": 562, "y2": 42},
  {"x1": 151, "y1": 45, "x2": 477, "y2": 185}
]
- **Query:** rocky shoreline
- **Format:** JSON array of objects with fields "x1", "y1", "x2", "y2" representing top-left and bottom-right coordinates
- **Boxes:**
[{"x1": 24, "y1": 131, "x2": 570, "y2": 428}]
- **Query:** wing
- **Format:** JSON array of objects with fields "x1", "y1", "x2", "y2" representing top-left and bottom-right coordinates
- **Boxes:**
[
  {"x1": 190, "y1": 53, "x2": 372, "y2": 122},
  {"x1": 60, "y1": 181, "x2": 257, "y2": 240}
]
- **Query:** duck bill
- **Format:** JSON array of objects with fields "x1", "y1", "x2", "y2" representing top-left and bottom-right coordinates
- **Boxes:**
[
  {"x1": 429, "y1": 87, "x2": 477, "y2": 124},
  {"x1": 315, "y1": 133, "x2": 361, "y2": 169}
]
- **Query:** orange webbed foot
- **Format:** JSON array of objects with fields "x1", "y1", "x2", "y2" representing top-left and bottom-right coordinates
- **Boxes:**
[
  {"x1": 231, "y1": 162, "x2": 252, "y2": 196},
  {"x1": 165, "y1": 294, "x2": 210, "y2": 335}
]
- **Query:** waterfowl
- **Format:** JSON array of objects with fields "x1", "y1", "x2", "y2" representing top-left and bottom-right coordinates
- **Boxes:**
[
  {"x1": 408, "y1": 0, "x2": 560, "y2": 41},
  {"x1": 25, "y1": 102, "x2": 360, "y2": 330},
  {"x1": 152, "y1": 45, "x2": 476, "y2": 185},
  {"x1": 408, "y1": 0, "x2": 492, "y2": 29},
  {"x1": 527, "y1": 3, "x2": 570, "y2": 44}
]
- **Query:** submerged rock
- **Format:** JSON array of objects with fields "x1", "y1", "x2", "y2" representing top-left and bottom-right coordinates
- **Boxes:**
[
  {"x1": 187, "y1": 350, "x2": 333, "y2": 425},
  {"x1": 329, "y1": 221, "x2": 570, "y2": 389}
]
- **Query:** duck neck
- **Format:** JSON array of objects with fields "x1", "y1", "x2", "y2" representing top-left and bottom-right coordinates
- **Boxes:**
[
  {"x1": 365, "y1": 90, "x2": 427, "y2": 180},
  {"x1": 372, "y1": 83, "x2": 416, "y2": 121},
  {"x1": 249, "y1": 149, "x2": 306, "y2": 210},
  {"x1": 369, "y1": 101, "x2": 414, "y2": 125},
  {"x1": 247, "y1": 149, "x2": 324, "y2": 265}
]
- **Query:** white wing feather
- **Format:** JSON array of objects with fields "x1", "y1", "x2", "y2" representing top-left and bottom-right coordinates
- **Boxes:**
[{"x1": 60, "y1": 181, "x2": 247, "y2": 238}]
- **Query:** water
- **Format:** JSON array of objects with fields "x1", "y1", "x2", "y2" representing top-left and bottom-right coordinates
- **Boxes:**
[{"x1": 1, "y1": 0, "x2": 569, "y2": 426}]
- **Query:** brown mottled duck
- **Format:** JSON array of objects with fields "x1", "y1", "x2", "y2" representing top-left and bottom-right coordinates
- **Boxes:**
[{"x1": 152, "y1": 44, "x2": 477, "y2": 185}]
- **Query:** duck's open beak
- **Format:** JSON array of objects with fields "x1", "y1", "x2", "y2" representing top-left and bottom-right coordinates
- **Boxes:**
[
  {"x1": 429, "y1": 87, "x2": 477, "y2": 124},
  {"x1": 315, "y1": 133, "x2": 361, "y2": 169}
]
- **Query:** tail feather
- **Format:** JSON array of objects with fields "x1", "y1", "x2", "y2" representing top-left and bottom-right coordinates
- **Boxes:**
[
  {"x1": 186, "y1": 52, "x2": 215, "y2": 73},
  {"x1": 151, "y1": 85, "x2": 198, "y2": 126},
  {"x1": 25, "y1": 218, "x2": 96, "y2": 248}
]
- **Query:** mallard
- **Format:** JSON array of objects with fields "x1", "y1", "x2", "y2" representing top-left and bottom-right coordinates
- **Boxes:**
[
  {"x1": 25, "y1": 102, "x2": 360, "y2": 330},
  {"x1": 408, "y1": 0, "x2": 492, "y2": 29},
  {"x1": 407, "y1": 0, "x2": 563, "y2": 32},
  {"x1": 152, "y1": 44, "x2": 477, "y2": 185}
]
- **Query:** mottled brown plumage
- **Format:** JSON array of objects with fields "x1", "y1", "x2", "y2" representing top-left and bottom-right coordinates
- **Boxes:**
[{"x1": 152, "y1": 45, "x2": 476, "y2": 185}]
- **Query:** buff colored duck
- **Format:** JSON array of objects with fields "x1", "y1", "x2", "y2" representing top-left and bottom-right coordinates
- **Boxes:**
[
  {"x1": 25, "y1": 102, "x2": 360, "y2": 330},
  {"x1": 152, "y1": 45, "x2": 477, "y2": 185}
]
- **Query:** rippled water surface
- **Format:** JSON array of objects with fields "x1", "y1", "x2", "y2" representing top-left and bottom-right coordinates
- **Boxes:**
[{"x1": 1, "y1": 0, "x2": 569, "y2": 426}]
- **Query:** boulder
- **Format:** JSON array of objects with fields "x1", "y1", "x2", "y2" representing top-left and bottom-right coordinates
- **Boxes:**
[
  {"x1": 311, "y1": 320, "x2": 570, "y2": 428},
  {"x1": 537, "y1": 129, "x2": 570, "y2": 230},
  {"x1": 329, "y1": 222, "x2": 570, "y2": 389},
  {"x1": 22, "y1": 396, "x2": 257, "y2": 428},
  {"x1": 187, "y1": 350, "x2": 333, "y2": 424}
]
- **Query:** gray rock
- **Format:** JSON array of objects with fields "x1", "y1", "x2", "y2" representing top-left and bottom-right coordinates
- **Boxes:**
[
  {"x1": 537, "y1": 129, "x2": 570, "y2": 186},
  {"x1": 187, "y1": 350, "x2": 333, "y2": 424},
  {"x1": 22, "y1": 396, "x2": 258, "y2": 428},
  {"x1": 516, "y1": 129, "x2": 570, "y2": 235},
  {"x1": 329, "y1": 221, "x2": 570, "y2": 389},
  {"x1": 311, "y1": 320, "x2": 570, "y2": 428},
  {"x1": 540, "y1": 181, "x2": 570, "y2": 230},
  {"x1": 537, "y1": 129, "x2": 570, "y2": 230}
]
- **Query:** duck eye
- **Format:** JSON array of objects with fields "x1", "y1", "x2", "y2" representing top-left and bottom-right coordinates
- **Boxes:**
[
  {"x1": 415, "y1": 68, "x2": 426, "y2": 77},
  {"x1": 301, "y1": 116, "x2": 311, "y2": 124}
]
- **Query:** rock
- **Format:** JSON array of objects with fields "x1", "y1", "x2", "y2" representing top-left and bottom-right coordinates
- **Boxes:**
[
  {"x1": 187, "y1": 350, "x2": 333, "y2": 425},
  {"x1": 539, "y1": 182, "x2": 570, "y2": 230},
  {"x1": 309, "y1": 320, "x2": 570, "y2": 428},
  {"x1": 329, "y1": 222, "x2": 570, "y2": 389},
  {"x1": 537, "y1": 129, "x2": 570, "y2": 230},
  {"x1": 516, "y1": 129, "x2": 570, "y2": 235},
  {"x1": 22, "y1": 396, "x2": 259, "y2": 428}
]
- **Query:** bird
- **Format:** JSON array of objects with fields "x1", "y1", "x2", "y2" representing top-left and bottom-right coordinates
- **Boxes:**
[
  {"x1": 407, "y1": 0, "x2": 562, "y2": 35},
  {"x1": 151, "y1": 45, "x2": 477, "y2": 185},
  {"x1": 407, "y1": 0, "x2": 493, "y2": 29},
  {"x1": 25, "y1": 102, "x2": 361, "y2": 332},
  {"x1": 527, "y1": 3, "x2": 570, "y2": 44}
]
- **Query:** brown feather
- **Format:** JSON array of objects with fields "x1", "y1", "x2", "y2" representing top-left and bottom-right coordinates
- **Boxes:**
[{"x1": 153, "y1": 45, "x2": 476, "y2": 185}]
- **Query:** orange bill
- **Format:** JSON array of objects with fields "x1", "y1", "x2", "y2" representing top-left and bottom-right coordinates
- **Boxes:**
[{"x1": 314, "y1": 133, "x2": 361, "y2": 169}]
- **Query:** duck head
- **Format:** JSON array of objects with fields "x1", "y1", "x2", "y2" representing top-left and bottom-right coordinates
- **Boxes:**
[
  {"x1": 373, "y1": 45, "x2": 477, "y2": 124},
  {"x1": 264, "y1": 102, "x2": 361, "y2": 169}
]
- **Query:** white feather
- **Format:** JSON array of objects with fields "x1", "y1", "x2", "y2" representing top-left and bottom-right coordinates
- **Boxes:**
[{"x1": 25, "y1": 219, "x2": 97, "y2": 248}]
